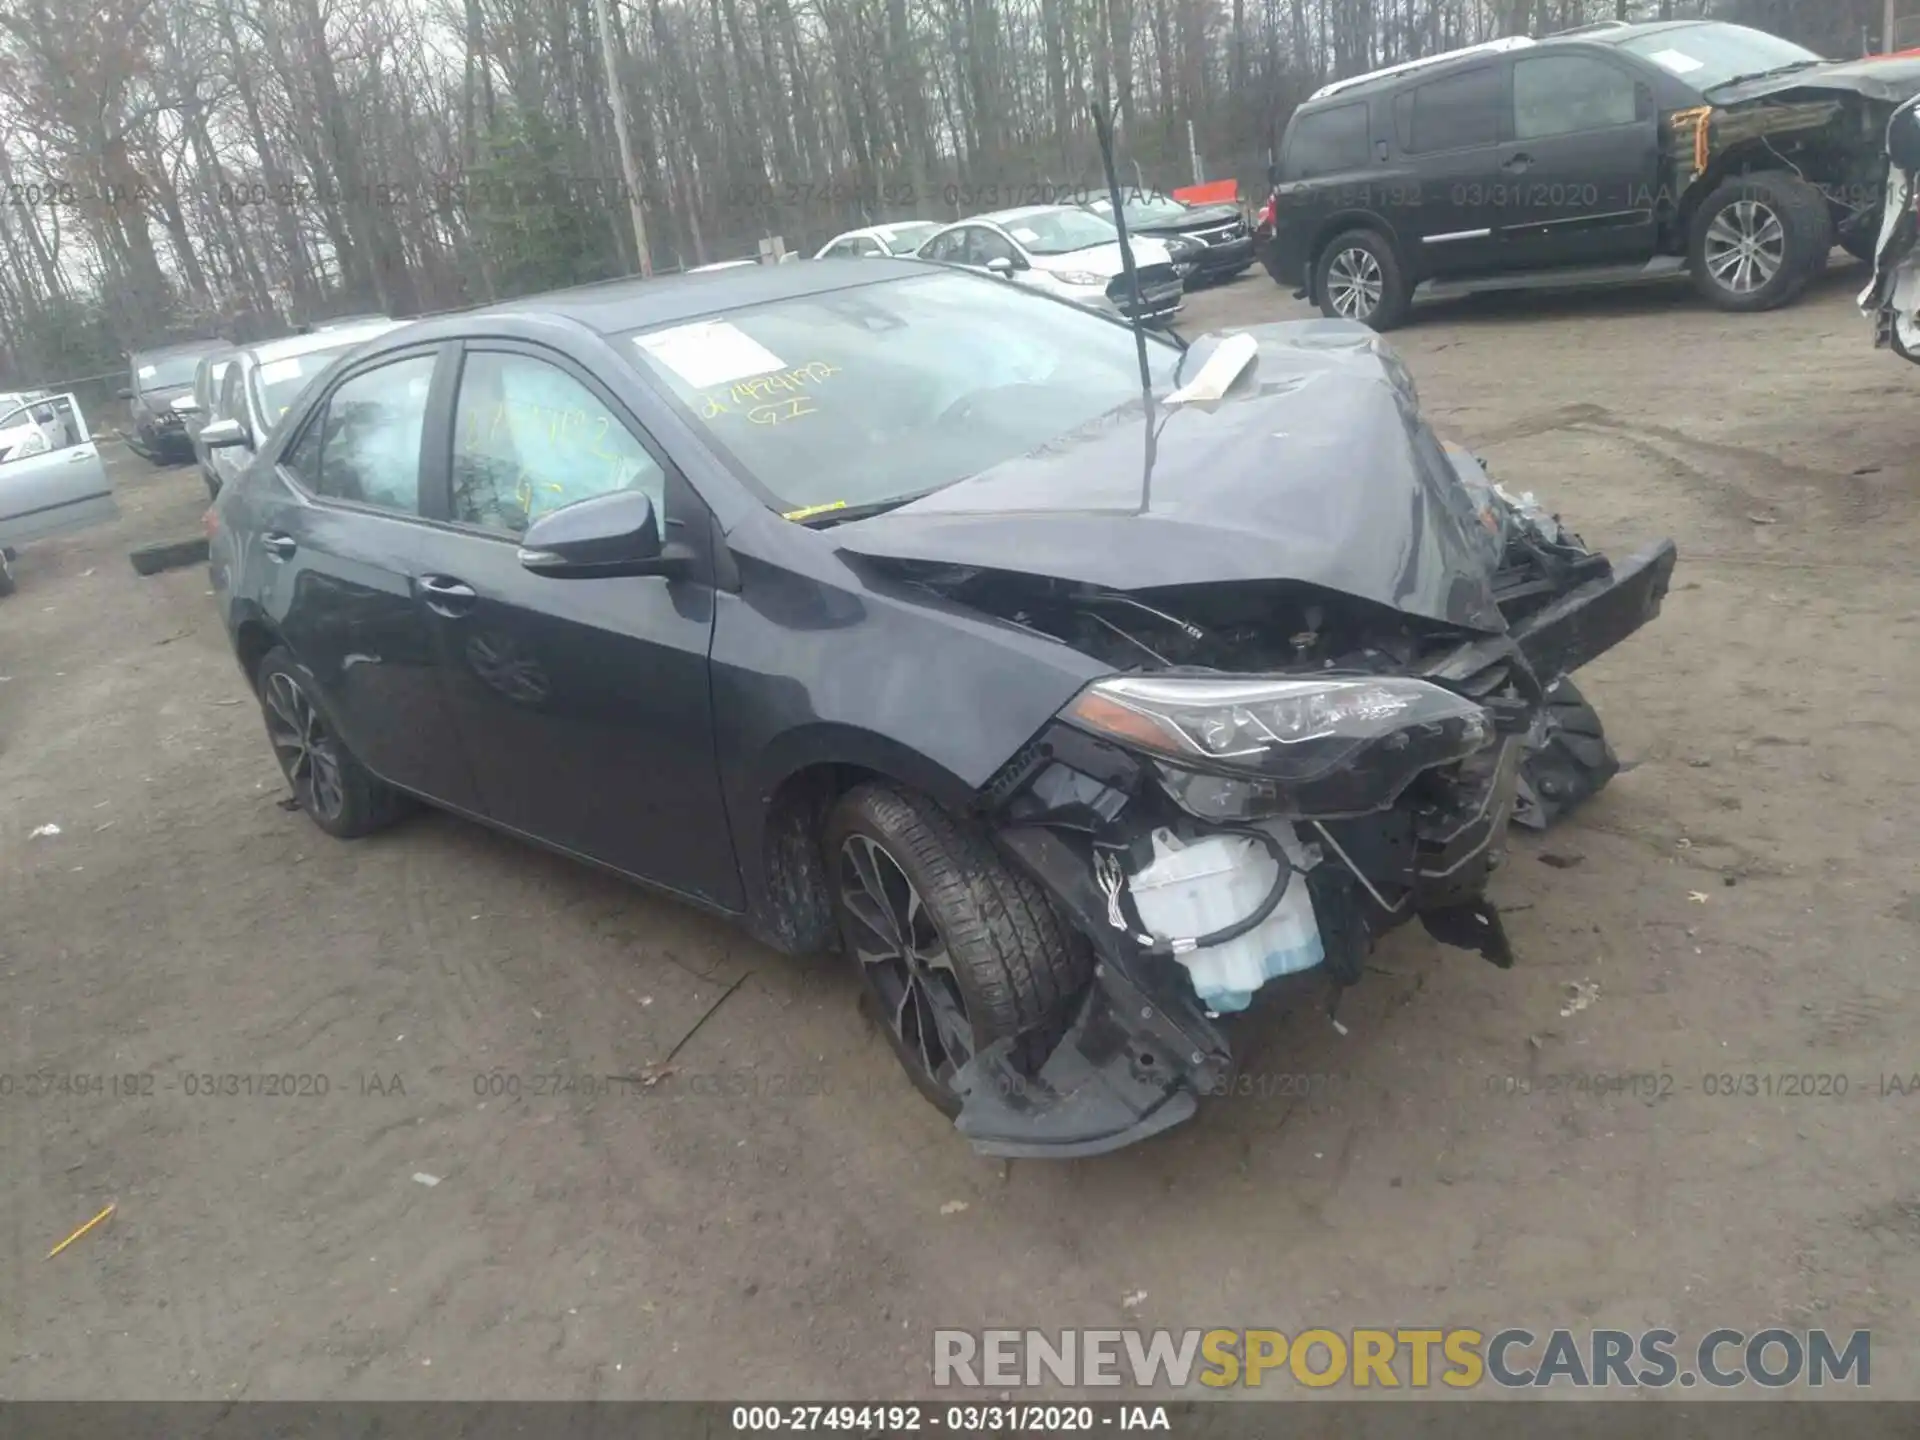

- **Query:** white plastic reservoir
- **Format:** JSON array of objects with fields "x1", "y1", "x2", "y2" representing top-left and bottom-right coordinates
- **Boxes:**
[{"x1": 1127, "y1": 824, "x2": 1324, "y2": 1012}]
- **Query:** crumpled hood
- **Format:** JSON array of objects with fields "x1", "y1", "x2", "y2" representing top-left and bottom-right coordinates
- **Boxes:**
[
  {"x1": 1712, "y1": 54, "x2": 1920, "y2": 107},
  {"x1": 1029, "y1": 237, "x2": 1172, "y2": 276},
  {"x1": 833, "y1": 318, "x2": 1508, "y2": 633}
]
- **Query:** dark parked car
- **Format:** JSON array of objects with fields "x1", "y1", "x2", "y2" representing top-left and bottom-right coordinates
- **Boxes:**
[
  {"x1": 1260, "y1": 20, "x2": 1920, "y2": 329},
  {"x1": 206, "y1": 262, "x2": 1674, "y2": 1156},
  {"x1": 1087, "y1": 191, "x2": 1255, "y2": 283},
  {"x1": 124, "y1": 339, "x2": 230, "y2": 464}
]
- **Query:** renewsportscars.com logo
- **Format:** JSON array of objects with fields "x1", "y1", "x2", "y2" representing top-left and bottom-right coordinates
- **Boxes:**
[{"x1": 932, "y1": 1328, "x2": 1871, "y2": 1390}]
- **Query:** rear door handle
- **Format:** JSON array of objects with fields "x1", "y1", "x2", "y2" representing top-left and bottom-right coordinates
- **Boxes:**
[
  {"x1": 417, "y1": 574, "x2": 477, "y2": 617},
  {"x1": 262, "y1": 532, "x2": 297, "y2": 560},
  {"x1": 1501, "y1": 152, "x2": 1535, "y2": 174}
]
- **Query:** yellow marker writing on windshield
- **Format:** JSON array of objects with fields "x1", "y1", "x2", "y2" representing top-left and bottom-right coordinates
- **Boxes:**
[{"x1": 782, "y1": 499, "x2": 847, "y2": 522}]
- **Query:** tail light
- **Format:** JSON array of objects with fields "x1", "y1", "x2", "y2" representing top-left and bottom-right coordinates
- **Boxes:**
[{"x1": 1257, "y1": 195, "x2": 1277, "y2": 230}]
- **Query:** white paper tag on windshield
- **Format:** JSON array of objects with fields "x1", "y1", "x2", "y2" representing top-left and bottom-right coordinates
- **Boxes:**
[
  {"x1": 1010, "y1": 227, "x2": 1041, "y2": 243},
  {"x1": 635, "y1": 321, "x2": 784, "y2": 390},
  {"x1": 258, "y1": 358, "x2": 304, "y2": 384},
  {"x1": 137, "y1": 365, "x2": 157, "y2": 379},
  {"x1": 1647, "y1": 48, "x2": 1703, "y2": 74}
]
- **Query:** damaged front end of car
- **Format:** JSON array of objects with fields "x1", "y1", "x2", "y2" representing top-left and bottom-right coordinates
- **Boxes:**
[
  {"x1": 1864, "y1": 94, "x2": 1920, "y2": 362},
  {"x1": 837, "y1": 327, "x2": 1676, "y2": 1158}
]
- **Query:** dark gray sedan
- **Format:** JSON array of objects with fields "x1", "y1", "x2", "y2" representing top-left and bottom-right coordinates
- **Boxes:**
[{"x1": 206, "y1": 261, "x2": 1672, "y2": 1156}]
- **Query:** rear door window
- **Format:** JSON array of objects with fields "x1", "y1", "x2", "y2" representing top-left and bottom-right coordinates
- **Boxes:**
[
  {"x1": 1513, "y1": 55, "x2": 1639, "y2": 139},
  {"x1": 300, "y1": 354, "x2": 437, "y2": 514},
  {"x1": 1394, "y1": 64, "x2": 1503, "y2": 153},
  {"x1": 1286, "y1": 102, "x2": 1372, "y2": 178}
]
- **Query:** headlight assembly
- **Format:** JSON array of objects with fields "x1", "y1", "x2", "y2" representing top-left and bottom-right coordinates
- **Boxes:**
[{"x1": 1063, "y1": 674, "x2": 1494, "y2": 818}]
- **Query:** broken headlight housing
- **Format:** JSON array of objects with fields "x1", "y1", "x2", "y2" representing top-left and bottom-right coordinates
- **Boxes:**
[{"x1": 1063, "y1": 674, "x2": 1494, "y2": 819}]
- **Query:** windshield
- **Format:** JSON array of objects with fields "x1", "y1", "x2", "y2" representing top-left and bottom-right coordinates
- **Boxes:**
[
  {"x1": 1092, "y1": 194, "x2": 1192, "y2": 227},
  {"x1": 1618, "y1": 23, "x2": 1822, "y2": 90},
  {"x1": 877, "y1": 223, "x2": 940, "y2": 254},
  {"x1": 251, "y1": 343, "x2": 363, "y2": 425},
  {"x1": 626, "y1": 270, "x2": 1178, "y2": 516},
  {"x1": 1000, "y1": 208, "x2": 1120, "y2": 255},
  {"x1": 134, "y1": 353, "x2": 204, "y2": 391}
]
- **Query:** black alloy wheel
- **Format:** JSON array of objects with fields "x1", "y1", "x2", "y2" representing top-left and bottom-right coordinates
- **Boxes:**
[
  {"x1": 254, "y1": 646, "x2": 413, "y2": 838},
  {"x1": 262, "y1": 669, "x2": 347, "y2": 824},
  {"x1": 838, "y1": 831, "x2": 978, "y2": 1100},
  {"x1": 824, "y1": 783, "x2": 1091, "y2": 1116}
]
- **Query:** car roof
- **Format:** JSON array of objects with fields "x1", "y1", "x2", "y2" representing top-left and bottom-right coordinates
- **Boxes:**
[
  {"x1": 1300, "y1": 20, "x2": 1720, "y2": 107},
  {"x1": 436, "y1": 261, "x2": 934, "y2": 336},
  {"x1": 237, "y1": 320, "x2": 405, "y2": 364},
  {"x1": 1564, "y1": 19, "x2": 1717, "y2": 46},
  {"x1": 972, "y1": 204, "x2": 1080, "y2": 223},
  {"x1": 131, "y1": 338, "x2": 228, "y2": 362},
  {"x1": 833, "y1": 221, "x2": 940, "y2": 242}
]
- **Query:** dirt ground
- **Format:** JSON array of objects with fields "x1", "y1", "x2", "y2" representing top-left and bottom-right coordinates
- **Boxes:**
[{"x1": 4, "y1": 260, "x2": 1919, "y2": 1401}]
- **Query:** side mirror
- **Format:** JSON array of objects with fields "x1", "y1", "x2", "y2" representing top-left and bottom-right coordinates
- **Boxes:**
[
  {"x1": 1890, "y1": 101, "x2": 1920, "y2": 174},
  {"x1": 986, "y1": 256, "x2": 1016, "y2": 276},
  {"x1": 117, "y1": 387, "x2": 134, "y2": 400},
  {"x1": 199, "y1": 417, "x2": 250, "y2": 450},
  {"x1": 518, "y1": 490, "x2": 689, "y2": 580}
]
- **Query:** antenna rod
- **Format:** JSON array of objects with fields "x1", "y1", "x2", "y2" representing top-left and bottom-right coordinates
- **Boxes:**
[
  {"x1": 1089, "y1": 96, "x2": 1157, "y2": 517},
  {"x1": 1091, "y1": 99, "x2": 1153, "y2": 405}
]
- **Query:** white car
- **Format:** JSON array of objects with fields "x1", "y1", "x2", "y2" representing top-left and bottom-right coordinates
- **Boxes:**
[
  {"x1": 814, "y1": 221, "x2": 943, "y2": 259},
  {"x1": 913, "y1": 205, "x2": 1182, "y2": 324},
  {"x1": 200, "y1": 319, "x2": 406, "y2": 495},
  {"x1": 0, "y1": 393, "x2": 112, "y2": 595},
  {"x1": 0, "y1": 400, "x2": 58, "y2": 464}
]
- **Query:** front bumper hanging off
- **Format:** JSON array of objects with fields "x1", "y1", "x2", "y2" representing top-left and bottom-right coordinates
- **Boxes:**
[{"x1": 951, "y1": 538, "x2": 1679, "y2": 1159}]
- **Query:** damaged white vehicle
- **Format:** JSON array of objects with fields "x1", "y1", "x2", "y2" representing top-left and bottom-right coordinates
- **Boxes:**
[{"x1": 1864, "y1": 94, "x2": 1920, "y2": 360}]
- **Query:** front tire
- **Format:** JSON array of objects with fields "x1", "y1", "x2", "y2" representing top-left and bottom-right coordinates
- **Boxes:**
[
  {"x1": 1312, "y1": 228, "x2": 1412, "y2": 331},
  {"x1": 1688, "y1": 172, "x2": 1829, "y2": 312},
  {"x1": 824, "y1": 783, "x2": 1090, "y2": 1115},
  {"x1": 1514, "y1": 677, "x2": 1618, "y2": 831},
  {"x1": 255, "y1": 647, "x2": 412, "y2": 839}
]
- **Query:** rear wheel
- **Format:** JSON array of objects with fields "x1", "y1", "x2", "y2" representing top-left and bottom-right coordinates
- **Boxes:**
[
  {"x1": 1688, "y1": 172, "x2": 1829, "y2": 312},
  {"x1": 824, "y1": 783, "x2": 1090, "y2": 1115},
  {"x1": 1514, "y1": 677, "x2": 1618, "y2": 831},
  {"x1": 255, "y1": 647, "x2": 413, "y2": 839},
  {"x1": 1312, "y1": 228, "x2": 1412, "y2": 331}
]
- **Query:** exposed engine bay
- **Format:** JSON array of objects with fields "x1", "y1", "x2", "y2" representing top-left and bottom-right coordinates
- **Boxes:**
[{"x1": 919, "y1": 471, "x2": 1676, "y2": 1158}]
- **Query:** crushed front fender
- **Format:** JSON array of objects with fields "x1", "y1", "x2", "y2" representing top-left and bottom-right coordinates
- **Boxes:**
[{"x1": 952, "y1": 824, "x2": 1233, "y2": 1157}]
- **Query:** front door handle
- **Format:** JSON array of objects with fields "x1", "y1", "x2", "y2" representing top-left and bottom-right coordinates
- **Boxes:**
[
  {"x1": 66, "y1": 448, "x2": 94, "y2": 463},
  {"x1": 418, "y1": 574, "x2": 477, "y2": 617},
  {"x1": 262, "y1": 531, "x2": 297, "y2": 560},
  {"x1": 1501, "y1": 152, "x2": 1535, "y2": 174}
]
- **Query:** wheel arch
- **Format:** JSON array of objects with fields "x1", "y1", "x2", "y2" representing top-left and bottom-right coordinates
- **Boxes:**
[
  {"x1": 1307, "y1": 210, "x2": 1409, "y2": 282},
  {"x1": 736, "y1": 724, "x2": 987, "y2": 957},
  {"x1": 231, "y1": 606, "x2": 285, "y2": 690}
]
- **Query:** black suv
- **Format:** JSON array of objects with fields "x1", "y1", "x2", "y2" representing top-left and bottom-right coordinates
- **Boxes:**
[{"x1": 1259, "y1": 20, "x2": 1920, "y2": 329}]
